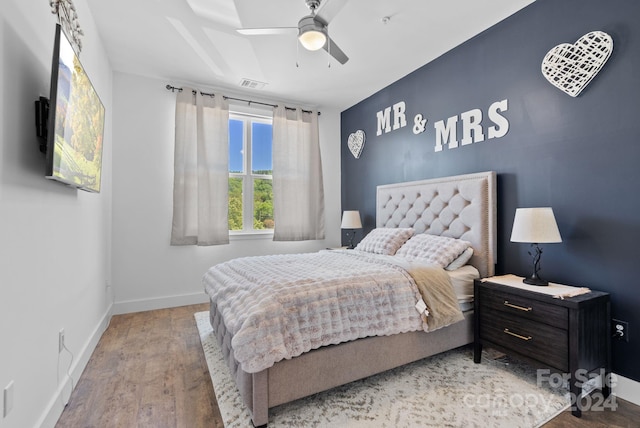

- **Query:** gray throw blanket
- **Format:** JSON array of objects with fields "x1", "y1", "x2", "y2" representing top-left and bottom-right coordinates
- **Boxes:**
[{"x1": 203, "y1": 250, "x2": 463, "y2": 373}]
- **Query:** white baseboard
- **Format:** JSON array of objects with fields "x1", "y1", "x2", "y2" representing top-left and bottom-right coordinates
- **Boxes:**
[
  {"x1": 37, "y1": 302, "x2": 114, "y2": 428},
  {"x1": 613, "y1": 373, "x2": 640, "y2": 406},
  {"x1": 113, "y1": 291, "x2": 209, "y2": 315}
]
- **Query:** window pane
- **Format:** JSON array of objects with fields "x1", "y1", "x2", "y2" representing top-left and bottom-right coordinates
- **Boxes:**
[
  {"x1": 229, "y1": 119, "x2": 244, "y2": 173},
  {"x1": 252, "y1": 122, "x2": 272, "y2": 174},
  {"x1": 253, "y1": 178, "x2": 274, "y2": 230},
  {"x1": 228, "y1": 177, "x2": 243, "y2": 230}
]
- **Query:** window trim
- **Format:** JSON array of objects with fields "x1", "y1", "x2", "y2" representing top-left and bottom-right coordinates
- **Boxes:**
[{"x1": 229, "y1": 229, "x2": 274, "y2": 240}]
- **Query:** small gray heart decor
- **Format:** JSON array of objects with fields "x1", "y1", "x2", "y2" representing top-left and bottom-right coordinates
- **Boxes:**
[
  {"x1": 347, "y1": 130, "x2": 366, "y2": 159},
  {"x1": 541, "y1": 31, "x2": 613, "y2": 97}
]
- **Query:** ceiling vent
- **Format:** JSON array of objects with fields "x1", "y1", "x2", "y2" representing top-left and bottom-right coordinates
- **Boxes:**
[{"x1": 239, "y1": 78, "x2": 267, "y2": 90}]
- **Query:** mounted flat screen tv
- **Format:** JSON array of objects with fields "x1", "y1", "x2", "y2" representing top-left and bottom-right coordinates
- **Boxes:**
[{"x1": 46, "y1": 23, "x2": 105, "y2": 193}]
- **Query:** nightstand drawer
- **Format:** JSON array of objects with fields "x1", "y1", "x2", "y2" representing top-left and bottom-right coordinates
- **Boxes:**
[
  {"x1": 480, "y1": 287, "x2": 568, "y2": 329},
  {"x1": 479, "y1": 311, "x2": 568, "y2": 371}
]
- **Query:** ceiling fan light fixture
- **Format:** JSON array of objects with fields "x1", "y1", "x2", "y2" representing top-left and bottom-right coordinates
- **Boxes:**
[
  {"x1": 298, "y1": 16, "x2": 327, "y2": 51},
  {"x1": 299, "y1": 30, "x2": 326, "y2": 50}
]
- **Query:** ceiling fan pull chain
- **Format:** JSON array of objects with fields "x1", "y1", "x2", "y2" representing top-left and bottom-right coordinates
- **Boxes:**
[
  {"x1": 296, "y1": 38, "x2": 300, "y2": 68},
  {"x1": 327, "y1": 27, "x2": 331, "y2": 68}
]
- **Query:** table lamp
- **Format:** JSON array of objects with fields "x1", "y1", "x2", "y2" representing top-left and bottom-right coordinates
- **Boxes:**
[
  {"x1": 341, "y1": 210, "x2": 362, "y2": 249},
  {"x1": 510, "y1": 207, "x2": 562, "y2": 286}
]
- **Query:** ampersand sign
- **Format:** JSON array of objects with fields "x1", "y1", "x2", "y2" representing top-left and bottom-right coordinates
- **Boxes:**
[{"x1": 413, "y1": 114, "x2": 427, "y2": 134}]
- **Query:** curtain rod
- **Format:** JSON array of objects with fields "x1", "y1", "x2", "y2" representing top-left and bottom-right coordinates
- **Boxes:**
[{"x1": 165, "y1": 85, "x2": 320, "y2": 115}]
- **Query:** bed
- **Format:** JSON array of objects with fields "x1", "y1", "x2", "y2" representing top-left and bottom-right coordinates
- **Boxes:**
[{"x1": 204, "y1": 171, "x2": 496, "y2": 427}]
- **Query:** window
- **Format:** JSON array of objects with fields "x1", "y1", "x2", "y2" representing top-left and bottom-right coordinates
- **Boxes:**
[{"x1": 228, "y1": 111, "x2": 274, "y2": 233}]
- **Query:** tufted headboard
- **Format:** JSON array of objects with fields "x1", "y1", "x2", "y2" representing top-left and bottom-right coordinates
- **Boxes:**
[{"x1": 377, "y1": 171, "x2": 497, "y2": 278}]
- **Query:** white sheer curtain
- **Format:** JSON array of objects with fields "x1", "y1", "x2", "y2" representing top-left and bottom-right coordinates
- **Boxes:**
[
  {"x1": 171, "y1": 88, "x2": 230, "y2": 246},
  {"x1": 272, "y1": 106, "x2": 325, "y2": 241}
]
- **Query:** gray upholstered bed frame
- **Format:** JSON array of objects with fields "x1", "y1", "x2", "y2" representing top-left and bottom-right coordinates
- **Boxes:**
[{"x1": 208, "y1": 171, "x2": 497, "y2": 427}]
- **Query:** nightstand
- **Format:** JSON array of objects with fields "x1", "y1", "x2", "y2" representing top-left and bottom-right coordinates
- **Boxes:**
[{"x1": 474, "y1": 276, "x2": 611, "y2": 417}]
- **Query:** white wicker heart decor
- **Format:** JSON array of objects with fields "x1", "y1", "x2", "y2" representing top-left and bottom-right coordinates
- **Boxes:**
[
  {"x1": 347, "y1": 130, "x2": 366, "y2": 159},
  {"x1": 541, "y1": 31, "x2": 613, "y2": 97}
]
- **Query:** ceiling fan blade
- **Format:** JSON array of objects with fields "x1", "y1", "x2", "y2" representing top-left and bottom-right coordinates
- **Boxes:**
[
  {"x1": 315, "y1": 0, "x2": 349, "y2": 26},
  {"x1": 323, "y1": 36, "x2": 349, "y2": 64},
  {"x1": 237, "y1": 27, "x2": 297, "y2": 36}
]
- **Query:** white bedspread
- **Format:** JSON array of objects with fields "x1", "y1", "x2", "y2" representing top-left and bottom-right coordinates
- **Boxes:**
[{"x1": 203, "y1": 250, "x2": 463, "y2": 373}]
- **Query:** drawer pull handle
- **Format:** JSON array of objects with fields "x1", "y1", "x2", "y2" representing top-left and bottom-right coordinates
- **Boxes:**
[
  {"x1": 504, "y1": 301, "x2": 532, "y2": 312},
  {"x1": 504, "y1": 328, "x2": 532, "y2": 341}
]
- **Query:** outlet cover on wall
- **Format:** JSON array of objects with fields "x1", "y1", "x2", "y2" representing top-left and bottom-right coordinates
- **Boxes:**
[
  {"x1": 59, "y1": 328, "x2": 65, "y2": 353},
  {"x1": 4, "y1": 380, "x2": 14, "y2": 417},
  {"x1": 613, "y1": 319, "x2": 629, "y2": 342}
]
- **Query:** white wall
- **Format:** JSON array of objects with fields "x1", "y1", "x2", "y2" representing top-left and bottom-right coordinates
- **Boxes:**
[
  {"x1": 111, "y1": 72, "x2": 342, "y2": 313},
  {"x1": 0, "y1": 1, "x2": 113, "y2": 427},
  {"x1": 0, "y1": 3, "x2": 340, "y2": 425}
]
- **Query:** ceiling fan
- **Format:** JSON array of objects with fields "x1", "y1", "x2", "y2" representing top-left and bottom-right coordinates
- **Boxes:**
[{"x1": 237, "y1": 0, "x2": 350, "y2": 64}]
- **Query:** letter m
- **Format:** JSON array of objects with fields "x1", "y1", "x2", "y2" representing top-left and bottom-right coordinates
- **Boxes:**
[
  {"x1": 434, "y1": 116, "x2": 459, "y2": 152},
  {"x1": 376, "y1": 107, "x2": 392, "y2": 136}
]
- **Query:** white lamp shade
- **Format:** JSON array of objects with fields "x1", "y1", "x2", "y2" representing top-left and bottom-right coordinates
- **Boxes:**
[
  {"x1": 510, "y1": 207, "x2": 562, "y2": 243},
  {"x1": 341, "y1": 210, "x2": 362, "y2": 229}
]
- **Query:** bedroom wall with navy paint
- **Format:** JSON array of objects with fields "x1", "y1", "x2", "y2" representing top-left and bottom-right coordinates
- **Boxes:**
[{"x1": 340, "y1": 0, "x2": 640, "y2": 382}]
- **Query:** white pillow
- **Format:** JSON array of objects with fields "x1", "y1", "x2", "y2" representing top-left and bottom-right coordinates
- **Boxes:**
[
  {"x1": 396, "y1": 233, "x2": 471, "y2": 268},
  {"x1": 445, "y1": 247, "x2": 474, "y2": 271},
  {"x1": 355, "y1": 228, "x2": 414, "y2": 255}
]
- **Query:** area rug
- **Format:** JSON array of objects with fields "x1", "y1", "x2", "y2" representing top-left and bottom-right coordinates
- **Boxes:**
[{"x1": 195, "y1": 311, "x2": 570, "y2": 427}]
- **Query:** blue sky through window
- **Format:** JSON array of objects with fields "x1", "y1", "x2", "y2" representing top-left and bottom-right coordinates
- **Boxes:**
[
  {"x1": 229, "y1": 119, "x2": 243, "y2": 173},
  {"x1": 252, "y1": 122, "x2": 272, "y2": 173},
  {"x1": 229, "y1": 119, "x2": 272, "y2": 173}
]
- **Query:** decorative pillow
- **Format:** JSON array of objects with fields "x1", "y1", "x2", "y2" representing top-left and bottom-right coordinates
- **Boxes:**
[
  {"x1": 355, "y1": 228, "x2": 414, "y2": 255},
  {"x1": 396, "y1": 233, "x2": 472, "y2": 268},
  {"x1": 445, "y1": 247, "x2": 474, "y2": 271}
]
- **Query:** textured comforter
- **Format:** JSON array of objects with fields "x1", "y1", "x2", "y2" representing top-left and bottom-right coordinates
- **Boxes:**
[{"x1": 203, "y1": 250, "x2": 463, "y2": 373}]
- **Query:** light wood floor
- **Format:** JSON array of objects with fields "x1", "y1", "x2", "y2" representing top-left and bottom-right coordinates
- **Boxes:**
[
  {"x1": 56, "y1": 303, "x2": 640, "y2": 427},
  {"x1": 55, "y1": 303, "x2": 222, "y2": 428}
]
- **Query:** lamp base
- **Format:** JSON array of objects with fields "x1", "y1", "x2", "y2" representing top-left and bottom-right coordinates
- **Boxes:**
[
  {"x1": 523, "y1": 277, "x2": 549, "y2": 286},
  {"x1": 345, "y1": 229, "x2": 356, "y2": 250}
]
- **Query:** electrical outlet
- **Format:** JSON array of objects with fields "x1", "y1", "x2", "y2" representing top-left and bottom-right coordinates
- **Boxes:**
[
  {"x1": 4, "y1": 380, "x2": 14, "y2": 417},
  {"x1": 59, "y1": 328, "x2": 65, "y2": 352},
  {"x1": 613, "y1": 319, "x2": 629, "y2": 342}
]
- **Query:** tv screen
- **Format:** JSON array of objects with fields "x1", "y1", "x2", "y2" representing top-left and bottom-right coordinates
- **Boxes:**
[{"x1": 46, "y1": 24, "x2": 105, "y2": 193}]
